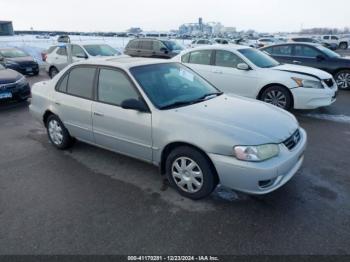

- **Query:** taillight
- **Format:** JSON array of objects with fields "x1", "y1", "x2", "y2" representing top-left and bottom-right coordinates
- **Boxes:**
[{"x1": 41, "y1": 53, "x2": 48, "y2": 62}]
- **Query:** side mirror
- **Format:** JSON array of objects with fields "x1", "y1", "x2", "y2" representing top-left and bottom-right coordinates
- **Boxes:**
[
  {"x1": 237, "y1": 63, "x2": 250, "y2": 71},
  {"x1": 160, "y1": 47, "x2": 169, "y2": 54},
  {"x1": 121, "y1": 98, "x2": 149, "y2": 112},
  {"x1": 75, "y1": 54, "x2": 88, "y2": 59},
  {"x1": 316, "y1": 55, "x2": 326, "y2": 61}
]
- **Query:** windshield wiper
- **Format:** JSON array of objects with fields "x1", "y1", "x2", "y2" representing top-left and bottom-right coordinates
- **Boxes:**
[{"x1": 160, "y1": 92, "x2": 223, "y2": 110}]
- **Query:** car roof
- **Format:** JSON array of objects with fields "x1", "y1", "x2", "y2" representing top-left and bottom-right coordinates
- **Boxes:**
[
  {"x1": 261, "y1": 42, "x2": 322, "y2": 48},
  {"x1": 182, "y1": 44, "x2": 250, "y2": 53},
  {"x1": 73, "y1": 55, "x2": 175, "y2": 70}
]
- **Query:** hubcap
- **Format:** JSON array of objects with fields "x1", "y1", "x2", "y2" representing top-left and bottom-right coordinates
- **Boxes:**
[
  {"x1": 336, "y1": 73, "x2": 350, "y2": 89},
  {"x1": 48, "y1": 120, "x2": 63, "y2": 145},
  {"x1": 263, "y1": 90, "x2": 287, "y2": 108},
  {"x1": 171, "y1": 157, "x2": 203, "y2": 193}
]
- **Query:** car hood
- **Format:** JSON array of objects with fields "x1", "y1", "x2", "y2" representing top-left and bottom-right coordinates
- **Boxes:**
[
  {"x1": 6, "y1": 56, "x2": 36, "y2": 63},
  {"x1": 272, "y1": 63, "x2": 332, "y2": 80},
  {"x1": 169, "y1": 95, "x2": 299, "y2": 144},
  {"x1": 0, "y1": 69, "x2": 23, "y2": 84}
]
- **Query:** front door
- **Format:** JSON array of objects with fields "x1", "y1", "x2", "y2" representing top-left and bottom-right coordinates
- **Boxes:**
[{"x1": 92, "y1": 67, "x2": 153, "y2": 162}]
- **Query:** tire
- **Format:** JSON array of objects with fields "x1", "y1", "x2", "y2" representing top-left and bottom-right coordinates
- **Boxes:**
[
  {"x1": 46, "y1": 115, "x2": 73, "y2": 150},
  {"x1": 339, "y1": 42, "x2": 348, "y2": 50},
  {"x1": 260, "y1": 85, "x2": 292, "y2": 110},
  {"x1": 165, "y1": 146, "x2": 218, "y2": 200},
  {"x1": 335, "y1": 70, "x2": 350, "y2": 90},
  {"x1": 49, "y1": 67, "x2": 59, "y2": 79}
]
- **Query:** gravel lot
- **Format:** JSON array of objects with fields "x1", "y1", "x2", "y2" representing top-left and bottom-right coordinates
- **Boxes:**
[{"x1": 0, "y1": 66, "x2": 350, "y2": 255}]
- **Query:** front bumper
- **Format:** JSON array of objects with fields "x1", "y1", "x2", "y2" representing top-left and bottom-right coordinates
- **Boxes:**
[
  {"x1": 209, "y1": 128, "x2": 307, "y2": 195},
  {"x1": 291, "y1": 85, "x2": 338, "y2": 110},
  {"x1": 0, "y1": 83, "x2": 31, "y2": 101}
]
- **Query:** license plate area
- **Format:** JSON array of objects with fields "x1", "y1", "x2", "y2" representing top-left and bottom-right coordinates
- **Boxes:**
[{"x1": 0, "y1": 92, "x2": 12, "y2": 99}]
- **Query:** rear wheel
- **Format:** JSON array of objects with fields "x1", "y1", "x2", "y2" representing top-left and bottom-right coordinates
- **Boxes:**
[
  {"x1": 339, "y1": 42, "x2": 348, "y2": 50},
  {"x1": 46, "y1": 115, "x2": 73, "y2": 150},
  {"x1": 260, "y1": 85, "x2": 292, "y2": 110},
  {"x1": 165, "y1": 146, "x2": 218, "y2": 200},
  {"x1": 335, "y1": 70, "x2": 350, "y2": 90},
  {"x1": 49, "y1": 67, "x2": 59, "y2": 78}
]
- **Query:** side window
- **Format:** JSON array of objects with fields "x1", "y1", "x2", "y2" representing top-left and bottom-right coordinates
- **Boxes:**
[
  {"x1": 262, "y1": 47, "x2": 273, "y2": 54},
  {"x1": 181, "y1": 53, "x2": 190, "y2": 63},
  {"x1": 127, "y1": 40, "x2": 139, "y2": 49},
  {"x1": 331, "y1": 36, "x2": 338, "y2": 40},
  {"x1": 215, "y1": 50, "x2": 244, "y2": 68},
  {"x1": 188, "y1": 50, "x2": 212, "y2": 65},
  {"x1": 72, "y1": 45, "x2": 86, "y2": 58},
  {"x1": 56, "y1": 73, "x2": 69, "y2": 92},
  {"x1": 294, "y1": 45, "x2": 320, "y2": 58},
  {"x1": 56, "y1": 47, "x2": 67, "y2": 56},
  {"x1": 66, "y1": 67, "x2": 96, "y2": 99},
  {"x1": 98, "y1": 69, "x2": 139, "y2": 106},
  {"x1": 141, "y1": 40, "x2": 153, "y2": 50},
  {"x1": 197, "y1": 40, "x2": 205, "y2": 44},
  {"x1": 323, "y1": 36, "x2": 329, "y2": 40},
  {"x1": 271, "y1": 45, "x2": 292, "y2": 56},
  {"x1": 153, "y1": 40, "x2": 166, "y2": 51}
]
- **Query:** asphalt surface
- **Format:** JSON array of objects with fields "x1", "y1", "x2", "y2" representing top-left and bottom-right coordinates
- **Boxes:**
[{"x1": 0, "y1": 68, "x2": 350, "y2": 255}]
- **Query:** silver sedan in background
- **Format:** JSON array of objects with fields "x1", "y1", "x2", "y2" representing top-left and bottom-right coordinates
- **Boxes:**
[{"x1": 30, "y1": 58, "x2": 307, "y2": 199}]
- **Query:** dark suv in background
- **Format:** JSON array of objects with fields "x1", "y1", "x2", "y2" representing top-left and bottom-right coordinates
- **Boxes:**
[{"x1": 124, "y1": 38, "x2": 183, "y2": 59}]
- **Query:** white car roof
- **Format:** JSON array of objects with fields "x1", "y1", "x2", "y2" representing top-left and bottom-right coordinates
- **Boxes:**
[{"x1": 73, "y1": 55, "x2": 174, "y2": 70}]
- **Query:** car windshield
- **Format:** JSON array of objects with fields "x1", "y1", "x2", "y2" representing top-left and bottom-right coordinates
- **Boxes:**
[
  {"x1": 316, "y1": 45, "x2": 341, "y2": 58},
  {"x1": 239, "y1": 48, "x2": 280, "y2": 68},
  {"x1": 83, "y1": 44, "x2": 119, "y2": 56},
  {"x1": 130, "y1": 63, "x2": 222, "y2": 109},
  {"x1": 163, "y1": 41, "x2": 184, "y2": 51},
  {"x1": 0, "y1": 49, "x2": 28, "y2": 58}
]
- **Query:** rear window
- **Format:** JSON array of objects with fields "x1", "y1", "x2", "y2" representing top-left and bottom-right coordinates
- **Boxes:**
[
  {"x1": 140, "y1": 41, "x2": 153, "y2": 50},
  {"x1": 127, "y1": 40, "x2": 139, "y2": 49},
  {"x1": 56, "y1": 47, "x2": 67, "y2": 56},
  {"x1": 47, "y1": 46, "x2": 57, "y2": 54},
  {"x1": 188, "y1": 50, "x2": 212, "y2": 65}
]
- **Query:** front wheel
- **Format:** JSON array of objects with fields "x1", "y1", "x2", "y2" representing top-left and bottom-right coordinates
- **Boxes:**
[
  {"x1": 46, "y1": 115, "x2": 73, "y2": 150},
  {"x1": 49, "y1": 67, "x2": 59, "y2": 79},
  {"x1": 335, "y1": 70, "x2": 350, "y2": 90},
  {"x1": 165, "y1": 146, "x2": 218, "y2": 200},
  {"x1": 260, "y1": 86, "x2": 292, "y2": 110}
]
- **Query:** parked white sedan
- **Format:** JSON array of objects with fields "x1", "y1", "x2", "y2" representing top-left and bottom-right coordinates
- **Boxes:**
[{"x1": 173, "y1": 45, "x2": 338, "y2": 110}]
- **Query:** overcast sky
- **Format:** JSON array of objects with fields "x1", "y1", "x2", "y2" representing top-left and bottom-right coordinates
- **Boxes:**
[{"x1": 1, "y1": 0, "x2": 349, "y2": 32}]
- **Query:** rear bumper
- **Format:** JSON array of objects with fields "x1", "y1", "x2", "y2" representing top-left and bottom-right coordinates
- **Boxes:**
[
  {"x1": 6, "y1": 64, "x2": 39, "y2": 75},
  {"x1": 291, "y1": 86, "x2": 338, "y2": 109},
  {"x1": 209, "y1": 128, "x2": 307, "y2": 195}
]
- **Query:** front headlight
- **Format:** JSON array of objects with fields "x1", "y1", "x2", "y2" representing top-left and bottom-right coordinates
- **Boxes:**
[
  {"x1": 292, "y1": 77, "x2": 323, "y2": 89},
  {"x1": 15, "y1": 76, "x2": 27, "y2": 85},
  {"x1": 233, "y1": 144, "x2": 280, "y2": 162},
  {"x1": 4, "y1": 60, "x2": 18, "y2": 66}
]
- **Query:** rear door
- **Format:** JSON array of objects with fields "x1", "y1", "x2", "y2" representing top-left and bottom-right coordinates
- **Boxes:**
[
  {"x1": 263, "y1": 45, "x2": 294, "y2": 64},
  {"x1": 125, "y1": 40, "x2": 140, "y2": 57},
  {"x1": 181, "y1": 49, "x2": 214, "y2": 82},
  {"x1": 52, "y1": 46, "x2": 69, "y2": 71},
  {"x1": 139, "y1": 40, "x2": 153, "y2": 58},
  {"x1": 53, "y1": 66, "x2": 96, "y2": 143},
  {"x1": 92, "y1": 67, "x2": 152, "y2": 162}
]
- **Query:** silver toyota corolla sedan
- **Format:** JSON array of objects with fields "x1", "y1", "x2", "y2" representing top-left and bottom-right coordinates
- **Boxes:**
[{"x1": 30, "y1": 57, "x2": 307, "y2": 199}]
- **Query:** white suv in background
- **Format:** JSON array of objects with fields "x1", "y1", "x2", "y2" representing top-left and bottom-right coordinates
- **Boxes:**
[
  {"x1": 321, "y1": 35, "x2": 349, "y2": 50},
  {"x1": 44, "y1": 43, "x2": 120, "y2": 78},
  {"x1": 173, "y1": 45, "x2": 338, "y2": 110}
]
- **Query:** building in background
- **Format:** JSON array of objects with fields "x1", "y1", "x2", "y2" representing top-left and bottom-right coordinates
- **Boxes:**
[
  {"x1": 0, "y1": 21, "x2": 14, "y2": 36},
  {"x1": 179, "y1": 18, "x2": 213, "y2": 36}
]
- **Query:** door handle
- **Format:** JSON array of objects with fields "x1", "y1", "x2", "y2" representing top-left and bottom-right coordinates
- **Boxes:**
[
  {"x1": 93, "y1": 112, "x2": 104, "y2": 117},
  {"x1": 54, "y1": 101, "x2": 61, "y2": 106},
  {"x1": 212, "y1": 69, "x2": 223, "y2": 74},
  {"x1": 293, "y1": 60, "x2": 302, "y2": 64}
]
